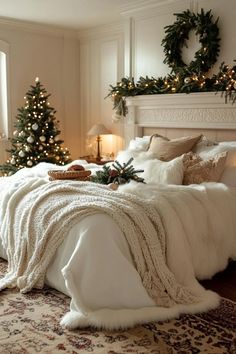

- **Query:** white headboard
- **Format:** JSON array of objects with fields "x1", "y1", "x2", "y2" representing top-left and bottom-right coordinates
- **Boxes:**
[{"x1": 124, "y1": 92, "x2": 236, "y2": 146}]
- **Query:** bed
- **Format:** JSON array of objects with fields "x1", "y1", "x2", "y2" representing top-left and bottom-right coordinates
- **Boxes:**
[{"x1": 0, "y1": 92, "x2": 236, "y2": 330}]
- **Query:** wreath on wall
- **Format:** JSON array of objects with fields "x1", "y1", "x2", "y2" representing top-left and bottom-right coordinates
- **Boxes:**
[
  {"x1": 107, "y1": 9, "x2": 236, "y2": 120},
  {"x1": 161, "y1": 9, "x2": 220, "y2": 75}
]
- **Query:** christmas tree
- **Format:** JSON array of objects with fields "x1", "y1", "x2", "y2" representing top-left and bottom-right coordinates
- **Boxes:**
[{"x1": 0, "y1": 78, "x2": 71, "y2": 175}]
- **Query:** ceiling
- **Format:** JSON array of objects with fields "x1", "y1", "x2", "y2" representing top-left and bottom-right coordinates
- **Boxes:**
[{"x1": 0, "y1": 0, "x2": 165, "y2": 31}]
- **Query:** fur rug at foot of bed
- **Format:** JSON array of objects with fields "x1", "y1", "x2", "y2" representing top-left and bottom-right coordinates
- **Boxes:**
[{"x1": 0, "y1": 259, "x2": 235, "y2": 354}]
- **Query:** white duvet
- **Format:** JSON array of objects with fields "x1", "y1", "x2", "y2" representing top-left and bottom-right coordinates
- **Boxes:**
[{"x1": 0, "y1": 161, "x2": 236, "y2": 329}]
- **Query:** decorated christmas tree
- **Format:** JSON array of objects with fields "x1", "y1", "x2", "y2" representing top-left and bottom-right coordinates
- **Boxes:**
[{"x1": 0, "y1": 78, "x2": 71, "y2": 175}]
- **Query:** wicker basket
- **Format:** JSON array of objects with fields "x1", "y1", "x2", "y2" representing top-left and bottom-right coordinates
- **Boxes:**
[{"x1": 48, "y1": 170, "x2": 91, "y2": 181}]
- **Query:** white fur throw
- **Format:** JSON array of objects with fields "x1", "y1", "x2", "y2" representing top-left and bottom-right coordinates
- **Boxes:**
[{"x1": 1, "y1": 177, "x2": 205, "y2": 311}]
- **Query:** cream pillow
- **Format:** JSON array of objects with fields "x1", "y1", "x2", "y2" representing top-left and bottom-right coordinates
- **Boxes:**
[
  {"x1": 183, "y1": 152, "x2": 228, "y2": 185},
  {"x1": 136, "y1": 156, "x2": 184, "y2": 185},
  {"x1": 148, "y1": 134, "x2": 202, "y2": 161}
]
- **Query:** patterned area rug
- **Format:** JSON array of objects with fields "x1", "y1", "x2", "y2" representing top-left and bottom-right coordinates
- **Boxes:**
[{"x1": 0, "y1": 258, "x2": 235, "y2": 354}]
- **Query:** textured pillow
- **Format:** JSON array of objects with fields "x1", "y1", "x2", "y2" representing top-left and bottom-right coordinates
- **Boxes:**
[
  {"x1": 137, "y1": 156, "x2": 184, "y2": 185},
  {"x1": 128, "y1": 136, "x2": 151, "y2": 152},
  {"x1": 195, "y1": 141, "x2": 236, "y2": 165},
  {"x1": 183, "y1": 152, "x2": 228, "y2": 185},
  {"x1": 193, "y1": 135, "x2": 218, "y2": 151},
  {"x1": 148, "y1": 134, "x2": 202, "y2": 161},
  {"x1": 194, "y1": 141, "x2": 236, "y2": 187}
]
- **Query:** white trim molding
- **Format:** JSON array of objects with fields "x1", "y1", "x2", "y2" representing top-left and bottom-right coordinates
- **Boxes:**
[{"x1": 124, "y1": 92, "x2": 236, "y2": 145}]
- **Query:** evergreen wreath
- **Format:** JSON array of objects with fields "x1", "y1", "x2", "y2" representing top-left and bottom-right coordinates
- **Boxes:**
[
  {"x1": 107, "y1": 9, "x2": 236, "y2": 120},
  {"x1": 161, "y1": 9, "x2": 220, "y2": 75}
]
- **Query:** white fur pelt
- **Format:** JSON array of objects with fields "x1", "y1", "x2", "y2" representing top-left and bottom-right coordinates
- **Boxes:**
[{"x1": 119, "y1": 181, "x2": 236, "y2": 280}]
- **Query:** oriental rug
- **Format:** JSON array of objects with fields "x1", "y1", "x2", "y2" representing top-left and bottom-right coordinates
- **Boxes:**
[{"x1": 0, "y1": 258, "x2": 235, "y2": 354}]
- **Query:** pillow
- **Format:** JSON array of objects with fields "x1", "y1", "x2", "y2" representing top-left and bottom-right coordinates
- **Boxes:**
[
  {"x1": 148, "y1": 134, "x2": 202, "y2": 161},
  {"x1": 116, "y1": 149, "x2": 156, "y2": 165},
  {"x1": 128, "y1": 136, "x2": 151, "y2": 152},
  {"x1": 182, "y1": 151, "x2": 227, "y2": 185},
  {"x1": 194, "y1": 141, "x2": 236, "y2": 187},
  {"x1": 136, "y1": 156, "x2": 183, "y2": 185},
  {"x1": 193, "y1": 135, "x2": 218, "y2": 151},
  {"x1": 195, "y1": 141, "x2": 236, "y2": 163},
  {"x1": 116, "y1": 149, "x2": 183, "y2": 185}
]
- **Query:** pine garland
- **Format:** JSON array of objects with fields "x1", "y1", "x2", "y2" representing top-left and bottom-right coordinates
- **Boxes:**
[
  {"x1": 91, "y1": 158, "x2": 145, "y2": 185},
  {"x1": 107, "y1": 9, "x2": 235, "y2": 120},
  {"x1": 107, "y1": 62, "x2": 236, "y2": 119}
]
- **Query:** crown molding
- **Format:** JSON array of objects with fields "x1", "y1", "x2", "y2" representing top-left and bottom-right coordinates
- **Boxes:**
[
  {"x1": 0, "y1": 16, "x2": 78, "y2": 38},
  {"x1": 119, "y1": 0, "x2": 184, "y2": 16}
]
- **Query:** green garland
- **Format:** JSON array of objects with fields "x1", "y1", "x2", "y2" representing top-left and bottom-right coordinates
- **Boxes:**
[
  {"x1": 107, "y1": 62, "x2": 236, "y2": 119},
  {"x1": 162, "y1": 9, "x2": 220, "y2": 75},
  {"x1": 107, "y1": 9, "x2": 235, "y2": 120}
]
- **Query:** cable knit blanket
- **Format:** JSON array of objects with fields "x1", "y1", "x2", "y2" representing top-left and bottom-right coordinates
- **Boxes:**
[{"x1": 0, "y1": 177, "x2": 203, "y2": 310}]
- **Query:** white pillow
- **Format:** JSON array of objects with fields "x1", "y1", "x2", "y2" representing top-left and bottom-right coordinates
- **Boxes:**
[
  {"x1": 116, "y1": 149, "x2": 183, "y2": 185},
  {"x1": 135, "y1": 156, "x2": 183, "y2": 185},
  {"x1": 195, "y1": 141, "x2": 236, "y2": 187},
  {"x1": 127, "y1": 136, "x2": 150, "y2": 151},
  {"x1": 116, "y1": 149, "x2": 155, "y2": 164}
]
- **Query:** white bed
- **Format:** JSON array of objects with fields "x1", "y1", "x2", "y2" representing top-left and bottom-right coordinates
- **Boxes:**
[{"x1": 0, "y1": 92, "x2": 236, "y2": 330}]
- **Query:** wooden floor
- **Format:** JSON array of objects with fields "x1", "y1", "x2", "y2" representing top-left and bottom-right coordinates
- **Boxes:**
[{"x1": 200, "y1": 261, "x2": 236, "y2": 302}]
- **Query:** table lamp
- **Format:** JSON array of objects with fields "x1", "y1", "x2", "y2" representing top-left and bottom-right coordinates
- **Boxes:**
[{"x1": 87, "y1": 123, "x2": 111, "y2": 161}]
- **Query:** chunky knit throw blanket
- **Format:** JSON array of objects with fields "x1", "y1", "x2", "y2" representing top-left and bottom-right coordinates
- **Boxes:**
[{"x1": 0, "y1": 178, "x2": 200, "y2": 308}]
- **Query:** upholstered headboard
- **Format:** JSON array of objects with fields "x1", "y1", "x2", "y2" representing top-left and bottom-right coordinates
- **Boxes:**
[{"x1": 124, "y1": 92, "x2": 236, "y2": 146}]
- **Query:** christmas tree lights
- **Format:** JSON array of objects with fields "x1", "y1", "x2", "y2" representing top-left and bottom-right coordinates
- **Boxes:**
[{"x1": 0, "y1": 78, "x2": 71, "y2": 175}]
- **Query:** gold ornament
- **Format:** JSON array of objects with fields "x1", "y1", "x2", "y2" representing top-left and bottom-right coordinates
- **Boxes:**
[{"x1": 39, "y1": 135, "x2": 46, "y2": 142}]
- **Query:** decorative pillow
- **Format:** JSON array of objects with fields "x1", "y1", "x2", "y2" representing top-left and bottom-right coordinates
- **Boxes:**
[
  {"x1": 195, "y1": 141, "x2": 236, "y2": 160},
  {"x1": 148, "y1": 134, "x2": 202, "y2": 161},
  {"x1": 116, "y1": 149, "x2": 156, "y2": 165},
  {"x1": 128, "y1": 136, "x2": 151, "y2": 151},
  {"x1": 194, "y1": 141, "x2": 236, "y2": 186},
  {"x1": 116, "y1": 149, "x2": 183, "y2": 185},
  {"x1": 183, "y1": 151, "x2": 228, "y2": 185},
  {"x1": 193, "y1": 135, "x2": 218, "y2": 151},
  {"x1": 135, "y1": 156, "x2": 184, "y2": 185}
]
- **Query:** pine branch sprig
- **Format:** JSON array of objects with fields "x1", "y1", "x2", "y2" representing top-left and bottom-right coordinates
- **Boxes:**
[{"x1": 91, "y1": 158, "x2": 145, "y2": 185}]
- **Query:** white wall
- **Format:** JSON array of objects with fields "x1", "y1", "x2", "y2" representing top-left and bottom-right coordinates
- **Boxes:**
[
  {"x1": 129, "y1": 0, "x2": 236, "y2": 79},
  {"x1": 0, "y1": 19, "x2": 80, "y2": 163},
  {"x1": 1, "y1": 0, "x2": 235, "y2": 162},
  {"x1": 78, "y1": 0, "x2": 236, "y2": 155},
  {"x1": 78, "y1": 23, "x2": 125, "y2": 157}
]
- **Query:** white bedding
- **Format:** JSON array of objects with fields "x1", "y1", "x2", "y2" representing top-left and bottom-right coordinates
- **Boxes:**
[{"x1": 0, "y1": 161, "x2": 236, "y2": 329}]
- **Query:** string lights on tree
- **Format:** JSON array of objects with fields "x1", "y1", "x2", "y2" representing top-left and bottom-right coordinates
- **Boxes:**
[{"x1": 0, "y1": 78, "x2": 71, "y2": 175}]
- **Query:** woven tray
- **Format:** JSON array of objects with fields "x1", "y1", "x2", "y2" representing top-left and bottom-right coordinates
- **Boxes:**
[{"x1": 48, "y1": 170, "x2": 91, "y2": 181}]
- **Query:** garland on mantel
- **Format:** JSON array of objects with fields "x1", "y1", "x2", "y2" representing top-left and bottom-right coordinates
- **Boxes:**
[
  {"x1": 107, "y1": 9, "x2": 236, "y2": 121},
  {"x1": 108, "y1": 62, "x2": 236, "y2": 121}
]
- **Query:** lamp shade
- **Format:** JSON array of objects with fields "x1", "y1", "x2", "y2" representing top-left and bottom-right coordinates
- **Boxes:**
[{"x1": 87, "y1": 123, "x2": 111, "y2": 136}]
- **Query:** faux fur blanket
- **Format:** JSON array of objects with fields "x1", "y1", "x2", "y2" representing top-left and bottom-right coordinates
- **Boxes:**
[{"x1": 0, "y1": 178, "x2": 202, "y2": 310}]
